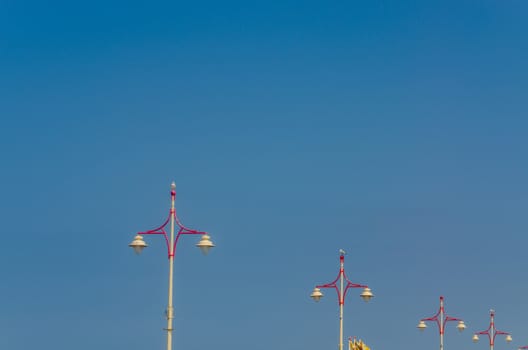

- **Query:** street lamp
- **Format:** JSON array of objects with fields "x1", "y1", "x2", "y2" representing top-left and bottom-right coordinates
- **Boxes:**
[
  {"x1": 310, "y1": 250, "x2": 373, "y2": 350},
  {"x1": 128, "y1": 182, "x2": 214, "y2": 350},
  {"x1": 417, "y1": 296, "x2": 466, "y2": 350},
  {"x1": 473, "y1": 309, "x2": 512, "y2": 350}
]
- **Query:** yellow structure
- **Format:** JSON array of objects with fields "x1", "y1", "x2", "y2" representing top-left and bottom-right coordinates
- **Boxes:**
[{"x1": 349, "y1": 337, "x2": 371, "y2": 350}]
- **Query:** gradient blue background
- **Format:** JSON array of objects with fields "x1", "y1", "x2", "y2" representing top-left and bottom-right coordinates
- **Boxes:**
[{"x1": 1, "y1": 1, "x2": 527, "y2": 349}]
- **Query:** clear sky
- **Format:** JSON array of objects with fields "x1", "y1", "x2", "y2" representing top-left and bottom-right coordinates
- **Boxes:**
[{"x1": 1, "y1": 1, "x2": 527, "y2": 349}]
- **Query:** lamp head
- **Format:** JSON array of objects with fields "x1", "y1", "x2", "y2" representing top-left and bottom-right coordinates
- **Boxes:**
[
  {"x1": 417, "y1": 321, "x2": 427, "y2": 331},
  {"x1": 506, "y1": 335, "x2": 513, "y2": 343},
  {"x1": 310, "y1": 287, "x2": 323, "y2": 302},
  {"x1": 473, "y1": 335, "x2": 479, "y2": 343},
  {"x1": 129, "y1": 235, "x2": 147, "y2": 254},
  {"x1": 360, "y1": 287, "x2": 374, "y2": 302},
  {"x1": 457, "y1": 321, "x2": 466, "y2": 332},
  {"x1": 196, "y1": 234, "x2": 215, "y2": 255}
]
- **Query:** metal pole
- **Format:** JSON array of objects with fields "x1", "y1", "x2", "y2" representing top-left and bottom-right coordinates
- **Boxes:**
[
  {"x1": 167, "y1": 183, "x2": 176, "y2": 350},
  {"x1": 339, "y1": 256, "x2": 344, "y2": 350},
  {"x1": 439, "y1": 297, "x2": 444, "y2": 350},
  {"x1": 490, "y1": 312, "x2": 494, "y2": 350}
]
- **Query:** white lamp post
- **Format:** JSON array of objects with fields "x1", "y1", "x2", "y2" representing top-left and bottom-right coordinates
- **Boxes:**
[
  {"x1": 473, "y1": 309, "x2": 512, "y2": 350},
  {"x1": 417, "y1": 296, "x2": 466, "y2": 350},
  {"x1": 310, "y1": 250, "x2": 373, "y2": 350},
  {"x1": 129, "y1": 182, "x2": 214, "y2": 350}
]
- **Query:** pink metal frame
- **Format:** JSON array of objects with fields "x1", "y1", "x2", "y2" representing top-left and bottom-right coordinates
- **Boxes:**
[
  {"x1": 518, "y1": 347, "x2": 528, "y2": 350},
  {"x1": 315, "y1": 255, "x2": 369, "y2": 305},
  {"x1": 420, "y1": 296, "x2": 463, "y2": 335},
  {"x1": 137, "y1": 187, "x2": 207, "y2": 258},
  {"x1": 474, "y1": 310, "x2": 511, "y2": 347}
]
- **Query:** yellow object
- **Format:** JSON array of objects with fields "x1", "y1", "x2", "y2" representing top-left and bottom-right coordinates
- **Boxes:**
[
  {"x1": 348, "y1": 339, "x2": 356, "y2": 350},
  {"x1": 349, "y1": 338, "x2": 371, "y2": 350}
]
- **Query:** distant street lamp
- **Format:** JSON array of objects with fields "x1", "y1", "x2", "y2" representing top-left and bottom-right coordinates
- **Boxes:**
[
  {"x1": 417, "y1": 296, "x2": 466, "y2": 350},
  {"x1": 310, "y1": 250, "x2": 373, "y2": 350},
  {"x1": 473, "y1": 309, "x2": 512, "y2": 350},
  {"x1": 129, "y1": 182, "x2": 214, "y2": 350}
]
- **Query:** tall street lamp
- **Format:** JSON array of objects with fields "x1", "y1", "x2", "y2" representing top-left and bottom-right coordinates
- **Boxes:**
[
  {"x1": 472, "y1": 309, "x2": 512, "y2": 350},
  {"x1": 417, "y1": 296, "x2": 466, "y2": 350},
  {"x1": 310, "y1": 250, "x2": 373, "y2": 350},
  {"x1": 129, "y1": 182, "x2": 215, "y2": 350}
]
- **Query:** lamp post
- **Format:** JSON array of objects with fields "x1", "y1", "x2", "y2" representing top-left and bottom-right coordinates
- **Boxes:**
[
  {"x1": 472, "y1": 309, "x2": 512, "y2": 350},
  {"x1": 310, "y1": 250, "x2": 373, "y2": 350},
  {"x1": 417, "y1": 296, "x2": 466, "y2": 350},
  {"x1": 129, "y1": 182, "x2": 215, "y2": 350}
]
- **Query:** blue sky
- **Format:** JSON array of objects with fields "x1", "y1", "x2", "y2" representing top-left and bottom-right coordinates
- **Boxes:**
[{"x1": 1, "y1": 1, "x2": 528, "y2": 349}]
